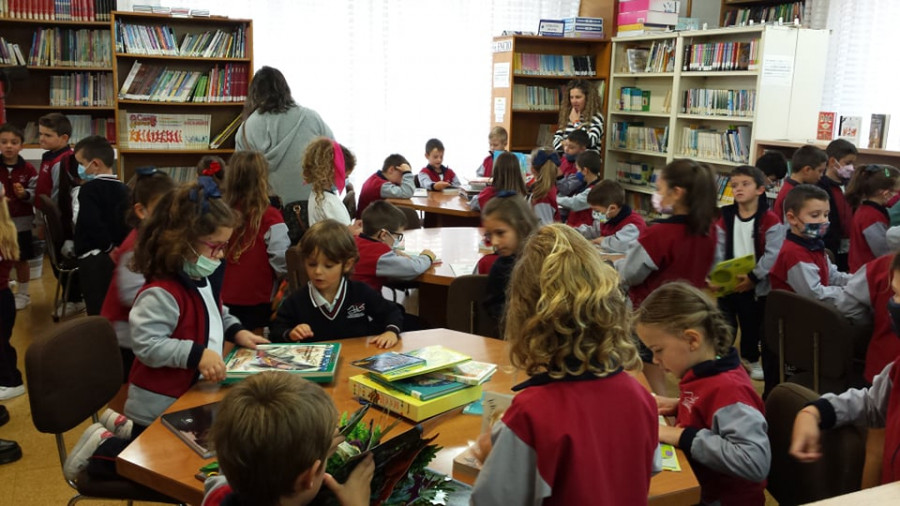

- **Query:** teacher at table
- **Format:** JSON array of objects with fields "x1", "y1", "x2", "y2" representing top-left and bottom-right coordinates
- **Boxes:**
[
  {"x1": 553, "y1": 79, "x2": 604, "y2": 154},
  {"x1": 236, "y1": 66, "x2": 334, "y2": 204}
]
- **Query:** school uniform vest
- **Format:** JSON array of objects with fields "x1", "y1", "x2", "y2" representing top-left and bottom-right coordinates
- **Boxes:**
[
  {"x1": 477, "y1": 186, "x2": 498, "y2": 210},
  {"x1": 480, "y1": 153, "x2": 493, "y2": 178},
  {"x1": 223, "y1": 206, "x2": 284, "y2": 306},
  {"x1": 558, "y1": 156, "x2": 577, "y2": 177},
  {"x1": 849, "y1": 201, "x2": 889, "y2": 273},
  {"x1": 769, "y1": 233, "x2": 829, "y2": 292},
  {"x1": 419, "y1": 165, "x2": 457, "y2": 184},
  {"x1": 530, "y1": 185, "x2": 559, "y2": 222},
  {"x1": 100, "y1": 229, "x2": 138, "y2": 325},
  {"x1": 565, "y1": 179, "x2": 600, "y2": 228},
  {"x1": 353, "y1": 235, "x2": 392, "y2": 291},
  {"x1": 600, "y1": 205, "x2": 646, "y2": 238},
  {"x1": 0, "y1": 156, "x2": 37, "y2": 218},
  {"x1": 863, "y1": 254, "x2": 900, "y2": 382},
  {"x1": 881, "y1": 358, "x2": 900, "y2": 484},
  {"x1": 35, "y1": 147, "x2": 72, "y2": 210},
  {"x1": 818, "y1": 176, "x2": 853, "y2": 255},
  {"x1": 476, "y1": 253, "x2": 498, "y2": 275},
  {"x1": 772, "y1": 177, "x2": 799, "y2": 222},
  {"x1": 357, "y1": 171, "x2": 390, "y2": 219}
]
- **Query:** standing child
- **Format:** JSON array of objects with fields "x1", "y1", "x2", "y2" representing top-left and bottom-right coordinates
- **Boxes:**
[
  {"x1": 100, "y1": 167, "x2": 175, "y2": 382},
  {"x1": 772, "y1": 145, "x2": 827, "y2": 222},
  {"x1": 527, "y1": 148, "x2": 559, "y2": 225},
  {"x1": 304, "y1": 138, "x2": 357, "y2": 227},
  {"x1": 846, "y1": 164, "x2": 900, "y2": 272},
  {"x1": 756, "y1": 151, "x2": 789, "y2": 191},
  {"x1": 72, "y1": 136, "x2": 131, "y2": 315},
  {"x1": 197, "y1": 155, "x2": 227, "y2": 186},
  {"x1": 270, "y1": 219, "x2": 402, "y2": 349},
  {"x1": 580, "y1": 179, "x2": 646, "y2": 253},
  {"x1": 468, "y1": 152, "x2": 526, "y2": 212},
  {"x1": 477, "y1": 195, "x2": 539, "y2": 322},
  {"x1": 356, "y1": 154, "x2": 415, "y2": 218},
  {"x1": 471, "y1": 225, "x2": 659, "y2": 505},
  {"x1": 476, "y1": 126, "x2": 508, "y2": 178},
  {"x1": 818, "y1": 139, "x2": 858, "y2": 271},
  {"x1": 0, "y1": 124, "x2": 37, "y2": 310},
  {"x1": 636, "y1": 282, "x2": 770, "y2": 506},
  {"x1": 714, "y1": 166, "x2": 784, "y2": 381},
  {"x1": 557, "y1": 151, "x2": 602, "y2": 228},
  {"x1": 555, "y1": 130, "x2": 589, "y2": 198},
  {"x1": 0, "y1": 188, "x2": 23, "y2": 400},
  {"x1": 617, "y1": 159, "x2": 719, "y2": 394},
  {"x1": 417, "y1": 138, "x2": 460, "y2": 191},
  {"x1": 222, "y1": 151, "x2": 290, "y2": 331}
]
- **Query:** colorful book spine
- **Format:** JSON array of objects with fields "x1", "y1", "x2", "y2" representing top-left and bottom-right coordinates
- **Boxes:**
[{"x1": 349, "y1": 374, "x2": 482, "y2": 422}]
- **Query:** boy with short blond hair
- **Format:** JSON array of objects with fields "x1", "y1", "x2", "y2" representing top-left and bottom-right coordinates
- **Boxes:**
[
  {"x1": 356, "y1": 154, "x2": 415, "y2": 218},
  {"x1": 0, "y1": 124, "x2": 37, "y2": 309},
  {"x1": 417, "y1": 138, "x2": 460, "y2": 191},
  {"x1": 581, "y1": 179, "x2": 646, "y2": 253},
  {"x1": 772, "y1": 145, "x2": 827, "y2": 222},
  {"x1": 203, "y1": 372, "x2": 373, "y2": 506},
  {"x1": 477, "y1": 126, "x2": 508, "y2": 178}
]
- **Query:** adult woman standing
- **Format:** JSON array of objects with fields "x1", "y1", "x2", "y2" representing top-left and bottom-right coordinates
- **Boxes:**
[
  {"x1": 553, "y1": 79, "x2": 604, "y2": 154},
  {"x1": 236, "y1": 66, "x2": 334, "y2": 204}
]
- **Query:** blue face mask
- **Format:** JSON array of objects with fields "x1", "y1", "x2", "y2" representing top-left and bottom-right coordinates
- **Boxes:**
[
  {"x1": 800, "y1": 221, "x2": 829, "y2": 240},
  {"x1": 575, "y1": 172, "x2": 585, "y2": 182},
  {"x1": 77, "y1": 163, "x2": 95, "y2": 182},
  {"x1": 183, "y1": 254, "x2": 220, "y2": 279},
  {"x1": 564, "y1": 153, "x2": 577, "y2": 162}
]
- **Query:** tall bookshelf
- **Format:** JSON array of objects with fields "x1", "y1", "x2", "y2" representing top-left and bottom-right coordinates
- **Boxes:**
[
  {"x1": 490, "y1": 35, "x2": 610, "y2": 154},
  {"x1": 0, "y1": 16, "x2": 115, "y2": 147},
  {"x1": 605, "y1": 25, "x2": 827, "y2": 217},
  {"x1": 111, "y1": 11, "x2": 252, "y2": 181}
]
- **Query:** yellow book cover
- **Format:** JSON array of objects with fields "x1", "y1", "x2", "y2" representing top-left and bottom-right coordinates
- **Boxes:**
[
  {"x1": 349, "y1": 374, "x2": 482, "y2": 422},
  {"x1": 709, "y1": 254, "x2": 755, "y2": 296}
]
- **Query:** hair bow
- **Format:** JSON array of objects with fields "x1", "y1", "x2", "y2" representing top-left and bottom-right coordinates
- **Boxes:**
[
  {"x1": 332, "y1": 140, "x2": 346, "y2": 194},
  {"x1": 496, "y1": 190, "x2": 518, "y2": 198},
  {"x1": 532, "y1": 151, "x2": 561, "y2": 168},
  {"x1": 135, "y1": 166, "x2": 159, "y2": 177},
  {"x1": 202, "y1": 161, "x2": 222, "y2": 176},
  {"x1": 190, "y1": 176, "x2": 222, "y2": 214}
]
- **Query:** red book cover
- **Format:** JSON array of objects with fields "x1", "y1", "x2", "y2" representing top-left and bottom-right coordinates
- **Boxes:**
[
  {"x1": 106, "y1": 120, "x2": 116, "y2": 144},
  {"x1": 87, "y1": 0, "x2": 94, "y2": 21},
  {"x1": 817, "y1": 111, "x2": 836, "y2": 141}
]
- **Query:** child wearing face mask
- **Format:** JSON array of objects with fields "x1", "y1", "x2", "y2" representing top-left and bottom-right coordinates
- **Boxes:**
[
  {"x1": 556, "y1": 130, "x2": 589, "y2": 198},
  {"x1": 818, "y1": 139, "x2": 858, "y2": 271},
  {"x1": 557, "y1": 151, "x2": 602, "y2": 229},
  {"x1": 846, "y1": 164, "x2": 900, "y2": 272}
]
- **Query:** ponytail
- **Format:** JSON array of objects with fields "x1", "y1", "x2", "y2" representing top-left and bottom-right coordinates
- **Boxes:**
[
  {"x1": 845, "y1": 164, "x2": 900, "y2": 208},
  {"x1": 662, "y1": 159, "x2": 718, "y2": 235}
]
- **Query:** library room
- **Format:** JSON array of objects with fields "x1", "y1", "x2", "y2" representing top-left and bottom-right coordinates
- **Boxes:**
[{"x1": 1, "y1": 0, "x2": 899, "y2": 504}]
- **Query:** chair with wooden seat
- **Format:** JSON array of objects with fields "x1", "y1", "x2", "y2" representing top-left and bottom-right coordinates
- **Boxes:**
[
  {"x1": 285, "y1": 245, "x2": 307, "y2": 293},
  {"x1": 399, "y1": 205, "x2": 422, "y2": 230},
  {"x1": 38, "y1": 194, "x2": 80, "y2": 322},
  {"x1": 446, "y1": 274, "x2": 498, "y2": 338},
  {"x1": 25, "y1": 316, "x2": 181, "y2": 506},
  {"x1": 765, "y1": 382, "x2": 866, "y2": 505}
]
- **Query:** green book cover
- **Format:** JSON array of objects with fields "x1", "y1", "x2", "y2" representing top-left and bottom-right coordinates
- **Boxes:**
[
  {"x1": 709, "y1": 254, "x2": 755, "y2": 296},
  {"x1": 222, "y1": 342, "x2": 341, "y2": 384}
]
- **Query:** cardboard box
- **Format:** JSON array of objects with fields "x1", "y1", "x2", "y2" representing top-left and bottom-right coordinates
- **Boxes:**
[
  {"x1": 538, "y1": 19, "x2": 565, "y2": 37},
  {"x1": 618, "y1": 0, "x2": 681, "y2": 13},
  {"x1": 617, "y1": 9, "x2": 679, "y2": 26}
]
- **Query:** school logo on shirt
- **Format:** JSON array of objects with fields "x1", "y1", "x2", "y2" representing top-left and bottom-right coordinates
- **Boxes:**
[
  {"x1": 681, "y1": 391, "x2": 699, "y2": 415},
  {"x1": 347, "y1": 303, "x2": 366, "y2": 318}
]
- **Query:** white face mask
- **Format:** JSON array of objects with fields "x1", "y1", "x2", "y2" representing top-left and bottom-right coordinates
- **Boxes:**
[
  {"x1": 836, "y1": 163, "x2": 854, "y2": 180},
  {"x1": 651, "y1": 193, "x2": 673, "y2": 214}
]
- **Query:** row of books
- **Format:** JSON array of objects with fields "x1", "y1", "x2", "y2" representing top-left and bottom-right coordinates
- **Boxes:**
[
  {"x1": 511, "y1": 84, "x2": 560, "y2": 111},
  {"x1": 49, "y1": 72, "x2": 114, "y2": 107},
  {"x1": 114, "y1": 20, "x2": 248, "y2": 58},
  {"x1": 610, "y1": 121, "x2": 668, "y2": 153},
  {"x1": 681, "y1": 88, "x2": 756, "y2": 117},
  {"x1": 157, "y1": 166, "x2": 198, "y2": 184},
  {"x1": 23, "y1": 114, "x2": 114, "y2": 144},
  {"x1": 512, "y1": 52, "x2": 597, "y2": 77},
  {"x1": 714, "y1": 173, "x2": 735, "y2": 205},
  {"x1": 615, "y1": 86, "x2": 650, "y2": 112},
  {"x1": 118, "y1": 62, "x2": 249, "y2": 103},
  {"x1": 723, "y1": 1, "x2": 805, "y2": 27},
  {"x1": 817, "y1": 112, "x2": 892, "y2": 150},
  {"x1": 28, "y1": 28, "x2": 112, "y2": 67},
  {"x1": 628, "y1": 192, "x2": 665, "y2": 220},
  {"x1": 0, "y1": 0, "x2": 114, "y2": 21},
  {"x1": 622, "y1": 39, "x2": 675, "y2": 74},
  {"x1": 132, "y1": 5, "x2": 210, "y2": 17},
  {"x1": 0, "y1": 36, "x2": 24, "y2": 65},
  {"x1": 682, "y1": 41, "x2": 759, "y2": 72},
  {"x1": 678, "y1": 124, "x2": 751, "y2": 163},
  {"x1": 118, "y1": 111, "x2": 211, "y2": 150},
  {"x1": 615, "y1": 159, "x2": 657, "y2": 187}
]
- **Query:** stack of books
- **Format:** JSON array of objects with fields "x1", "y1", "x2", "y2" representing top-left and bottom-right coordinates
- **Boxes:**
[
  {"x1": 617, "y1": 0, "x2": 680, "y2": 37},
  {"x1": 349, "y1": 345, "x2": 496, "y2": 422},
  {"x1": 118, "y1": 61, "x2": 249, "y2": 103},
  {"x1": 2, "y1": 0, "x2": 115, "y2": 21},
  {"x1": 28, "y1": 28, "x2": 112, "y2": 67}
]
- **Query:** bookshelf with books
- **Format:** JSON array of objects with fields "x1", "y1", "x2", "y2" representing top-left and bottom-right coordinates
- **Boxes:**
[
  {"x1": 490, "y1": 35, "x2": 610, "y2": 154},
  {"x1": 605, "y1": 25, "x2": 827, "y2": 214},
  {"x1": 111, "y1": 11, "x2": 252, "y2": 180},
  {"x1": 719, "y1": 1, "x2": 808, "y2": 28},
  {"x1": 754, "y1": 140, "x2": 900, "y2": 177}
]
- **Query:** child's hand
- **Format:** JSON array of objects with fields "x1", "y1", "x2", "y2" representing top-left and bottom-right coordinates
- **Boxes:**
[
  {"x1": 348, "y1": 220, "x2": 363, "y2": 237},
  {"x1": 569, "y1": 108, "x2": 581, "y2": 124},
  {"x1": 370, "y1": 331, "x2": 399, "y2": 349},
  {"x1": 433, "y1": 181, "x2": 450, "y2": 191},
  {"x1": 12, "y1": 183, "x2": 25, "y2": 198},
  {"x1": 591, "y1": 237, "x2": 605, "y2": 244},
  {"x1": 324, "y1": 453, "x2": 374, "y2": 506},
  {"x1": 289, "y1": 324, "x2": 314, "y2": 342},
  {"x1": 789, "y1": 407, "x2": 823, "y2": 462},
  {"x1": 199, "y1": 349, "x2": 226, "y2": 382},
  {"x1": 733, "y1": 274, "x2": 756, "y2": 293},
  {"x1": 234, "y1": 330, "x2": 270, "y2": 349},
  {"x1": 472, "y1": 431, "x2": 493, "y2": 463},
  {"x1": 658, "y1": 425, "x2": 684, "y2": 446},
  {"x1": 656, "y1": 395, "x2": 679, "y2": 416}
]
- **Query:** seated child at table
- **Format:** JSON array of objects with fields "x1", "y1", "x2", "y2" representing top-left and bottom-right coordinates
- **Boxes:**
[
  {"x1": 356, "y1": 154, "x2": 414, "y2": 218},
  {"x1": 203, "y1": 372, "x2": 374, "y2": 506},
  {"x1": 353, "y1": 200, "x2": 436, "y2": 291},
  {"x1": 270, "y1": 219, "x2": 402, "y2": 348},
  {"x1": 578, "y1": 179, "x2": 646, "y2": 253},
  {"x1": 636, "y1": 282, "x2": 770, "y2": 506},
  {"x1": 557, "y1": 151, "x2": 602, "y2": 228},
  {"x1": 471, "y1": 224, "x2": 660, "y2": 505},
  {"x1": 417, "y1": 138, "x2": 460, "y2": 191},
  {"x1": 468, "y1": 152, "x2": 526, "y2": 212},
  {"x1": 527, "y1": 148, "x2": 560, "y2": 225},
  {"x1": 476, "y1": 126, "x2": 508, "y2": 178},
  {"x1": 556, "y1": 130, "x2": 589, "y2": 198}
]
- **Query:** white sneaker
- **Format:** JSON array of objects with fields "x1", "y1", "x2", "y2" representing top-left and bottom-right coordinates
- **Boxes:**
[
  {"x1": 749, "y1": 361, "x2": 764, "y2": 381},
  {"x1": 63, "y1": 423, "x2": 112, "y2": 482},
  {"x1": 14, "y1": 293, "x2": 30, "y2": 310},
  {"x1": 54, "y1": 301, "x2": 86, "y2": 318},
  {"x1": 0, "y1": 384, "x2": 25, "y2": 400},
  {"x1": 99, "y1": 408, "x2": 133, "y2": 439}
]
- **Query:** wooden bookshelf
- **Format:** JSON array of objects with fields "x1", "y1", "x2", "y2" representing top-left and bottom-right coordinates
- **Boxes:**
[
  {"x1": 490, "y1": 35, "x2": 611, "y2": 155},
  {"x1": 719, "y1": 0, "x2": 807, "y2": 27},
  {"x1": 111, "y1": 11, "x2": 253, "y2": 180},
  {"x1": 755, "y1": 140, "x2": 900, "y2": 169}
]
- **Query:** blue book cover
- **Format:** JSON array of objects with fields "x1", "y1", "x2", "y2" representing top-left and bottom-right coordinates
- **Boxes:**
[
  {"x1": 367, "y1": 373, "x2": 470, "y2": 401},
  {"x1": 351, "y1": 352, "x2": 425, "y2": 375}
]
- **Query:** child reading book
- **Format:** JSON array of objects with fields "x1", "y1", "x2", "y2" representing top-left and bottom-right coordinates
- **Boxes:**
[
  {"x1": 468, "y1": 152, "x2": 526, "y2": 212},
  {"x1": 471, "y1": 224, "x2": 659, "y2": 505}
]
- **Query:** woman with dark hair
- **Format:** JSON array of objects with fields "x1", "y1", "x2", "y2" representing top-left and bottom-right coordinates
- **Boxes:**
[
  {"x1": 552, "y1": 79, "x2": 604, "y2": 154},
  {"x1": 236, "y1": 66, "x2": 334, "y2": 204}
]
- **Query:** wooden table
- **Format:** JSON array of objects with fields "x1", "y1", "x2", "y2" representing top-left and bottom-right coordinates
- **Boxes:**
[
  {"x1": 804, "y1": 481, "x2": 900, "y2": 505},
  {"x1": 400, "y1": 227, "x2": 486, "y2": 327},
  {"x1": 117, "y1": 329, "x2": 700, "y2": 505},
  {"x1": 387, "y1": 192, "x2": 481, "y2": 228}
]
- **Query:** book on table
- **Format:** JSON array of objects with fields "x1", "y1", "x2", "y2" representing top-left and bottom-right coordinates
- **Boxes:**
[
  {"x1": 431, "y1": 360, "x2": 497, "y2": 386},
  {"x1": 367, "y1": 372, "x2": 471, "y2": 401},
  {"x1": 160, "y1": 402, "x2": 219, "y2": 458},
  {"x1": 349, "y1": 373, "x2": 483, "y2": 422},
  {"x1": 352, "y1": 345, "x2": 471, "y2": 382},
  {"x1": 222, "y1": 342, "x2": 341, "y2": 384}
]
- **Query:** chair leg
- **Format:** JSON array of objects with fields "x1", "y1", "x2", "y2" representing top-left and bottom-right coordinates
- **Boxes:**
[
  {"x1": 778, "y1": 318, "x2": 786, "y2": 385},
  {"x1": 812, "y1": 331, "x2": 820, "y2": 393},
  {"x1": 52, "y1": 270, "x2": 63, "y2": 322},
  {"x1": 67, "y1": 494, "x2": 87, "y2": 506}
]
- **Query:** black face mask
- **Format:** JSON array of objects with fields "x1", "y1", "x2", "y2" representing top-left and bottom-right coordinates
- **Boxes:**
[{"x1": 888, "y1": 299, "x2": 900, "y2": 336}]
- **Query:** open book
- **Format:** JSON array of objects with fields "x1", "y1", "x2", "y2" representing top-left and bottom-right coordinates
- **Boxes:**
[{"x1": 223, "y1": 343, "x2": 341, "y2": 383}]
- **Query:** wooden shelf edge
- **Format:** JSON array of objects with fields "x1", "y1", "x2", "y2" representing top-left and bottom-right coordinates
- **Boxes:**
[
  {"x1": 118, "y1": 99, "x2": 245, "y2": 107},
  {"x1": 7, "y1": 105, "x2": 114, "y2": 110},
  {"x1": 118, "y1": 148, "x2": 235, "y2": 154},
  {"x1": 0, "y1": 64, "x2": 112, "y2": 71},
  {"x1": 111, "y1": 11, "x2": 252, "y2": 24},
  {"x1": 114, "y1": 53, "x2": 250, "y2": 62},
  {"x1": 0, "y1": 17, "x2": 109, "y2": 26}
]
